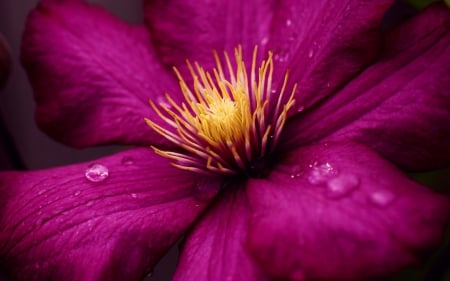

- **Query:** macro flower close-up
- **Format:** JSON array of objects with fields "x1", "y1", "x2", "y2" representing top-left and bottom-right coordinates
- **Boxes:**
[{"x1": 0, "y1": 0, "x2": 449, "y2": 280}]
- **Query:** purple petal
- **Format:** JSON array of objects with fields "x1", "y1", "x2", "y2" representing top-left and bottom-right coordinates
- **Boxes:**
[
  {"x1": 173, "y1": 188, "x2": 269, "y2": 281},
  {"x1": 21, "y1": 1, "x2": 178, "y2": 148},
  {"x1": 246, "y1": 142, "x2": 449, "y2": 281},
  {"x1": 0, "y1": 148, "x2": 222, "y2": 281},
  {"x1": 282, "y1": 4, "x2": 450, "y2": 171},
  {"x1": 267, "y1": 0, "x2": 394, "y2": 111},
  {"x1": 145, "y1": 0, "x2": 274, "y2": 75},
  {"x1": 145, "y1": 0, "x2": 393, "y2": 111}
]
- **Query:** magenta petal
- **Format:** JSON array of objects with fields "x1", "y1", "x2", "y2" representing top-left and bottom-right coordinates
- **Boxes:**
[
  {"x1": 146, "y1": 0, "x2": 393, "y2": 111},
  {"x1": 173, "y1": 188, "x2": 269, "y2": 281},
  {"x1": 282, "y1": 4, "x2": 450, "y2": 171},
  {"x1": 145, "y1": 0, "x2": 274, "y2": 75},
  {"x1": 21, "y1": 1, "x2": 178, "y2": 148},
  {"x1": 0, "y1": 148, "x2": 222, "y2": 281},
  {"x1": 268, "y1": 0, "x2": 394, "y2": 110},
  {"x1": 247, "y1": 142, "x2": 449, "y2": 281}
]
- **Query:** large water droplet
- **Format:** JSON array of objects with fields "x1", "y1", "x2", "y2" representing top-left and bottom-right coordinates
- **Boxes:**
[
  {"x1": 85, "y1": 164, "x2": 109, "y2": 182},
  {"x1": 370, "y1": 190, "x2": 395, "y2": 207},
  {"x1": 326, "y1": 174, "x2": 359, "y2": 199},
  {"x1": 308, "y1": 162, "x2": 337, "y2": 185},
  {"x1": 121, "y1": 156, "x2": 134, "y2": 166}
]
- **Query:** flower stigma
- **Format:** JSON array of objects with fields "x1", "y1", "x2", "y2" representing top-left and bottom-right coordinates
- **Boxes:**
[{"x1": 145, "y1": 46, "x2": 297, "y2": 177}]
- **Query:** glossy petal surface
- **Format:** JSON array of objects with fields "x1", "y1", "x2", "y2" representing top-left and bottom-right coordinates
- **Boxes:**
[
  {"x1": 282, "y1": 4, "x2": 450, "y2": 171},
  {"x1": 247, "y1": 142, "x2": 449, "y2": 281},
  {"x1": 173, "y1": 187, "x2": 269, "y2": 281},
  {"x1": 0, "y1": 148, "x2": 221, "y2": 281},
  {"x1": 22, "y1": 1, "x2": 178, "y2": 148}
]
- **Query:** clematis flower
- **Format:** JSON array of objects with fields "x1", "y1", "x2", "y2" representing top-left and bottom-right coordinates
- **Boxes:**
[{"x1": 1, "y1": 0, "x2": 449, "y2": 280}]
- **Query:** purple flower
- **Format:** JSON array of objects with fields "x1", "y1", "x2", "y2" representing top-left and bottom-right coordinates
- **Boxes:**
[{"x1": 1, "y1": 0, "x2": 449, "y2": 280}]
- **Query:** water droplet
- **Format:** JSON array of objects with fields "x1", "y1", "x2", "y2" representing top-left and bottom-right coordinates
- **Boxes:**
[
  {"x1": 370, "y1": 190, "x2": 396, "y2": 207},
  {"x1": 121, "y1": 156, "x2": 134, "y2": 166},
  {"x1": 289, "y1": 165, "x2": 303, "y2": 179},
  {"x1": 297, "y1": 105, "x2": 305, "y2": 113},
  {"x1": 85, "y1": 164, "x2": 109, "y2": 182},
  {"x1": 261, "y1": 36, "x2": 268, "y2": 46},
  {"x1": 308, "y1": 162, "x2": 337, "y2": 185},
  {"x1": 37, "y1": 189, "x2": 46, "y2": 196},
  {"x1": 326, "y1": 82, "x2": 331, "y2": 88},
  {"x1": 308, "y1": 48, "x2": 314, "y2": 58},
  {"x1": 326, "y1": 174, "x2": 359, "y2": 199},
  {"x1": 130, "y1": 193, "x2": 138, "y2": 199},
  {"x1": 288, "y1": 33, "x2": 297, "y2": 42},
  {"x1": 73, "y1": 190, "x2": 81, "y2": 196},
  {"x1": 286, "y1": 19, "x2": 292, "y2": 26}
]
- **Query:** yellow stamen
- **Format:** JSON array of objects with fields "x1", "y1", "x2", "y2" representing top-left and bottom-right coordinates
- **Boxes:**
[{"x1": 145, "y1": 46, "x2": 297, "y2": 176}]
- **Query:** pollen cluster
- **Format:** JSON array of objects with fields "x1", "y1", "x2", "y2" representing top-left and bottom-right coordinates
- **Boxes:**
[{"x1": 145, "y1": 46, "x2": 296, "y2": 176}]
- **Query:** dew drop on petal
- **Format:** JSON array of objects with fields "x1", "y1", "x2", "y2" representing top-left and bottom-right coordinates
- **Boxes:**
[
  {"x1": 121, "y1": 156, "x2": 134, "y2": 166},
  {"x1": 261, "y1": 36, "x2": 269, "y2": 46},
  {"x1": 297, "y1": 105, "x2": 305, "y2": 113},
  {"x1": 370, "y1": 190, "x2": 396, "y2": 207},
  {"x1": 73, "y1": 190, "x2": 81, "y2": 196},
  {"x1": 289, "y1": 165, "x2": 303, "y2": 179},
  {"x1": 130, "y1": 193, "x2": 138, "y2": 199},
  {"x1": 286, "y1": 19, "x2": 292, "y2": 26},
  {"x1": 85, "y1": 164, "x2": 109, "y2": 182},
  {"x1": 308, "y1": 48, "x2": 314, "y2": 58},
  {"x1": 308, "y1": 162, "x2": 337, "y2": 185},
  {"x1": 326, "y1": 174, "x2": 359, "y2": 199},
  {"x1": 146, "y1": 271, "x2": 154, "y2": 279}
]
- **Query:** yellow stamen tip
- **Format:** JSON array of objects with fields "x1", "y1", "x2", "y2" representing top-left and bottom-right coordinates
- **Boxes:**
[{"x1": 146, "y1": 46, "x2": 296, "y2": 176}]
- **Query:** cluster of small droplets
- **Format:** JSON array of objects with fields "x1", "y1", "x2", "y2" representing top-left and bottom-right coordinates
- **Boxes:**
[{"x1": 145, "y1": 46, "x2": 297, "y2": 176}]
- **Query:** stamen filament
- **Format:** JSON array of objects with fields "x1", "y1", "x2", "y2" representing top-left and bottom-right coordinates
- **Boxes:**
[{"x1": 146, "y1": 46, "x2": 297, "y2": 176}]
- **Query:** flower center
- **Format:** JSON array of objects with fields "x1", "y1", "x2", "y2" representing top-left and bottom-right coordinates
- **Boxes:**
[{"x1": 145, "y1": 46, "x2": 296, "y2": 177}]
